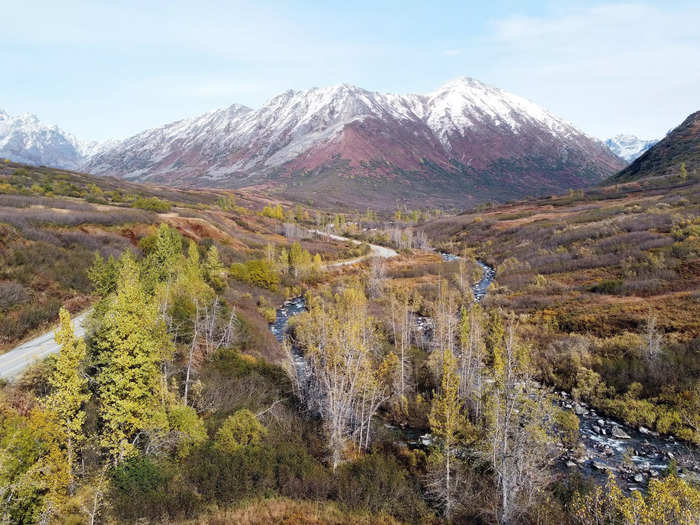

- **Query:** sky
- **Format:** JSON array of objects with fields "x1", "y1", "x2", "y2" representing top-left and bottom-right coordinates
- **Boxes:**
[{"x1": 1, "y1": 1, "x2": 698, "y2": 142}]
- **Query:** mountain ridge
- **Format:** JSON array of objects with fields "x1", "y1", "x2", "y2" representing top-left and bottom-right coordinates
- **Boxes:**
[
  {"x1": 82, "y1": 77, "x2": 625, "y2": 208},
  {"x1": 607, "y1": 110, "x2": 699, "y2": 184}
]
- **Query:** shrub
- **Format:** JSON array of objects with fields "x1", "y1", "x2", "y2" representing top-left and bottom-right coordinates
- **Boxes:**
[
  {"x1": 589, "y1": 280, "x2": 623, "y2": 294},
  {"x1": 131, "y1": 196, "x2": 171, "y2": 212},
  {"x1": 335, "y1": 453, "x2": 432, "y2": 522},
  {"x1": 215, "y1": 409, "x2": 266, "y2": 454},
  {"x1": 168, "y1": 404, "x2": 208, "y2": 458},
  {"x1": 230, "y1": 259, "x2": 279, "y2": 290}
]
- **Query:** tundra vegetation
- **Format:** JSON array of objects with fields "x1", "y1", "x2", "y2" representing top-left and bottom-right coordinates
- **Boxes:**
[{"x1": 0, "y1": 162, "x2": 698, "y2": 524}]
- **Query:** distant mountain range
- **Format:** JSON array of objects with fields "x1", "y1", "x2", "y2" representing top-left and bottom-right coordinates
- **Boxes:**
[
  {"x1": 607, "y1": 110, "x2": 699, "y2": 184},
  {"x1": 605, "y1": 134, "x2": 658, "y2": 163},
  {"x1": 3, "y1": 78, "x2": 629, "y2": 208},
  {"x1": 0, "y1": 110, "x2": 91, "y2": 169}
]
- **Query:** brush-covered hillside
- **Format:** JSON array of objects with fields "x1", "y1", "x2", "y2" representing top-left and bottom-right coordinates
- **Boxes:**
[{"x1": 422, "y1": 172, "x2": 700, "y2": 443}]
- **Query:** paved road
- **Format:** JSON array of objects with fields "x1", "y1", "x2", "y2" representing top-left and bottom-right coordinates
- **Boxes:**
[
  {"x1": 310, "y1": 230, "x2": 398, "y2": 267},
  {"x1": 0, "y1": 311, "x2": 90, "y2": 381}
]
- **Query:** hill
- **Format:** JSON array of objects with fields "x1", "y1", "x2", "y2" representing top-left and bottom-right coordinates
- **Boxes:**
[
  {"x1": 607, "y1": 110, "x2": 699, "y2": 183},
  {"x1": 0, "y1": 161, "x2": 360, "y2": 352},
  {"x1": 82, "y1": 78, "x2": 624, "y2": 209}
]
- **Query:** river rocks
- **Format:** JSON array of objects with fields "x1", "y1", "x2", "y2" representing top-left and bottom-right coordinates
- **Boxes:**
[
  {"x1": 573, "y1": 402, "x2": 588, "y2": 416},
  {"x1": 612, "y1": 426, "x2": 631, "y2": 439},
  {"x1": 634, "y1": 473, "x2": 645, "y2": 483},
  {"x1": 593, "y1": 461, "x2": 611, "y2": 471},
  {"x1": 566, "y1": 461, "x2": 578, "y2": 468},
  {"x1": 597, "y1": 419, "x2": 605, "y2": 427}
]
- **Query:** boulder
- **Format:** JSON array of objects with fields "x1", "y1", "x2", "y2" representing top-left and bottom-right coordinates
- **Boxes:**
[
  {"x1": 612, "y1": 426, "x2": 631, "y2": 439},
  {"x1": 634, "y1": 473, "x2": 645, "y2": 483}
]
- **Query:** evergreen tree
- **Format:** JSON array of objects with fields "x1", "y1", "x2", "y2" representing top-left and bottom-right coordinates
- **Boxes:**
[
  {"x1": 95, "y1": 253, "x2": 169, "y2": 463},
  {"x1": 204, "y1": 245, "x2": 226, "y2": 290}
]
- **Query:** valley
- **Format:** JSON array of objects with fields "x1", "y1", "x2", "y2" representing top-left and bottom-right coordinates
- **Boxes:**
[{"x1": 0, "y1": 109, "x2": 697, "y2": 525}]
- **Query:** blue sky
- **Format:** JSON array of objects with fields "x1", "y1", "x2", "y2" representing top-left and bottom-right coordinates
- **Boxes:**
[{"x1": 1, "y1": 1, "x2": 698, "y2": 141}]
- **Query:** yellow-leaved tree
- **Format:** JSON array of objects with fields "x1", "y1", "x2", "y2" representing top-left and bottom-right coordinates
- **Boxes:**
[
  {"x1": 95, "y1": 252, "x2": 170, "y2": 463},
  {"x1": 428, "y1": 347, "x2": 468, "y2": 520},
  {"x1": 45, "y1": 307, "x2": 88, "y2": 489}
]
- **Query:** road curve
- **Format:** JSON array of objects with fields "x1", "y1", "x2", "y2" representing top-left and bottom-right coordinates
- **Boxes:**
[
  {"x1": 0, "y1": 311, "x2": 90, "y2": 381},
  {"x1": 0, "y1": 233, "x2": 394, "y2": 381},
  {"x1": 310, "y1": 230, "x2": 398, "y2": 267}
]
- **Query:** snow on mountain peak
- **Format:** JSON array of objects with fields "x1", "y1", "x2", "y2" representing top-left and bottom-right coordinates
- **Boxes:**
[
  {"x1": 0, "y1": 110, "x2": 92, "y2": 169},
  {"x1": 605, "y1": 134, "x2": 658, "y2": 163}
]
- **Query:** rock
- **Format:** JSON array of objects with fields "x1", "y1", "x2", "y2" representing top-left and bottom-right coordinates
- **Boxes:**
[
  {"x1": 566, "y1": 461, "x2": 578, "y2": 468},
  {"x1": 574, "y1": 403, "x2": 586, "y2": 416},
  {"x1": 593, "y1": 461, "x2": 610, "y2": 471},
  {"x1": 639, "y1": 461, "x2": 651, "y2": 472},
  {"x1": 612, "y1": 426, "x2": 631, "y2": 439},
  {"x1": 634, "y1": 473, "x2": 645, "y2": 483},
  {"x1": 604, "y1": 446, "x2": 614, "y2": 456},
  {"x1": 597, "y1": 419, "x2": 605, "y2": 427},
  {"x1": 593, "y1": 425, "x2": 601, "y2": 434}
]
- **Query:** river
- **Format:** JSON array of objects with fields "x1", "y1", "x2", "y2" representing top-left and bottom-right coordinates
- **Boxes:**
[{"x1": 269, "y1": 256, "x2": 699, "y2": 491}]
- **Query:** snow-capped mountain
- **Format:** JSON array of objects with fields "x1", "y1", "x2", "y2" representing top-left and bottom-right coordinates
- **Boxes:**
[
  {"x1": 0, "y1": 109, "x2": 90, "y2": 169},
  {"x1": 84, "y1": 77, "x2": 624, "y2": 207},
  {"x1": 605, "y1": 134, "x2": 658, "y2": 163}
]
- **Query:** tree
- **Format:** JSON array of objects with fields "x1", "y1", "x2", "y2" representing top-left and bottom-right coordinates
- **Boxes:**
[
  {"x1": 486, "y1": 309, "x2": 505, "y2": 376},
  {"x1": 459, "y1": 303, "x2": 486, "y2": 419},
  {"x1": 295, "y1": 286, "x2": 393, "y2": 470},
  {"x1": 45, "y1": 308, "x2": 88, "y2": 490},
  {"x1": 481, "y1": 312, "x2": 556, "y2": 525},
  {"x1": 570, "y1": 471, "x2": 700, "y2": 525},
  {"x1": 203, "y1": 245, "x2": 226, "y2": 290},
  {"x1": 0, "y1": 408, "x2": 71, "y2": 523},
  {"x1": 428, "y1": 348, "x2": 467, "y2": 520},
  {"x1": 643, "y1": 308, "x2": 663, "y2": 361},
  {"x1": 95, "y1": 253, "x2": 169, "y2": 463},
  {"x1": 214, "y1": 409, "x2": 266, "y2": 454},
  {"x1": 367, "y1": 257, "x2": 386, "y2": 299},
  {"x1": 680, "y1": 161, "x2": 688, "y2": 180}
]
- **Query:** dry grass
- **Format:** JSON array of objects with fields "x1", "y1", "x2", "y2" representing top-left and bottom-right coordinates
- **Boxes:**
[{"x1": 177, "y1": 498, "x2": 403, "y2": 525}]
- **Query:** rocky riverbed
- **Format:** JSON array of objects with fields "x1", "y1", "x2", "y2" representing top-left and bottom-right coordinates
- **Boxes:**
[{"x1": 269, "y1": 259, "x2": 699, "y2": 493}]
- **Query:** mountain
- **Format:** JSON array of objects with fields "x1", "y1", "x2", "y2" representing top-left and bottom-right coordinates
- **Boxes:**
[
  {"x1": 605, "y1": 134, "x2": 657, "y2": 163},
  {"x1": 83, "y1": 78, "x2": 624, "y2": 209},
  {"x1": 0, "y1": 109, "x2": 90, "y2": 169},
  {"x1": 607, "y1": 111, "x2": 699, "y2": 184}
]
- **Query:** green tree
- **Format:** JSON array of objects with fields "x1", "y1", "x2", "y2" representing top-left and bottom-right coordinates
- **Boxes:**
[
  {"x1": 95, "y1": 253, "x2": 169, "y2": 463},
  {"x1": 679, "y1": 161, "x2": 688, "y2": 180},
  {"x1": 45, "y1": 308, "x2": 88, "y2": 488},
  {"x1": 214, "y1": 409, "x2": 266, "y2": 454},
  {"x1": 203, "y1": 245, "x2": 226, "y2": 290}
]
